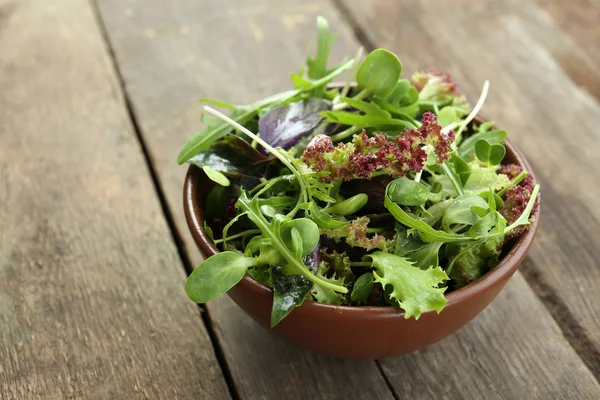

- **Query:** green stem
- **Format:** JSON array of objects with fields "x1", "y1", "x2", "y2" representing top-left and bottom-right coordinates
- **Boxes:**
[
  {"x1": 249, "y1": 175, "x2": 289, "y2": 194},
  {"x1": 214, "y1": 229, "x2": 261, "y2": 244},
  {"x1": 330, "y1": 125, "x2": 361, "y2": 142},
  {"x1": 238, "y1": 196, "x2": 348, "y2": 294},
  {"x1": 366, "y1": 227, "x2": 386, "y2": 234},
  {"x1": 441, "y1": 161, "x2": 464, "y2": 196},
  {"x1": 340, "y1": 47, "x2": 364, "y2": 98},
  {"x1": 504, "y1": 184, "x2": 540, "y2": 234},
  {"x1": 332, "y1": 88, "x2": 370, "y2": 111},
  {"x1": 497, "y1": 170, "x2": 528, "y2": 197},
  {"x1": 454, "y1": 80, "x2": 490, "y2": 146}
]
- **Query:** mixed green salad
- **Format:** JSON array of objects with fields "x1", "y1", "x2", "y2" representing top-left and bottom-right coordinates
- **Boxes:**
[{"x1": 179, "y1": 17, "x2": 540, "y2": 326}]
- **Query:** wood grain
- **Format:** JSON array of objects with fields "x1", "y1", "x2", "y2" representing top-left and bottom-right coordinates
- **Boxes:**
[
  {"x1": 381, "y1": 277, "x2": 600, "y2": 399},
  {"x1": 338, "y1": 0, "x2": 600, "y2": 377},
  {"x1": 0, "y1": 1, "x2": 229, "y2": 398},
  {"x1": 97, "y1": 0, "x2": 600, "y2": 398}
]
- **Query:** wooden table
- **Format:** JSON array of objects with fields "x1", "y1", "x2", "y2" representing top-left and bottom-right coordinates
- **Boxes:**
[{"x1": 1, "y1": 0, "x2": 599, "y2": 398}]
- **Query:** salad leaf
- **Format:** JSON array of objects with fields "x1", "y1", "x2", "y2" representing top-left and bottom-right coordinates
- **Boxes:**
[
  {"x1": 408, "y1": 241, "x2": 444, "y2": 270},
  {"x1": 384, "y1": 79, "x2": 418, "y2": 107},
  {"x1": 475, "y1": 139, "x2": 506, "y2": 166},
  {"x1": 321, "y1": 111, "x2": 416, "y2": 130},
  {"x1": 308, "y1": 203, "x2": 348, "y2": 229},
  {"x1": 323, "y1": 193, "x2": 368, "y2": 216},
  {"x1": 356, "y1": 49, "x2": 403, "y2": 97},
  {"x1": 368, "y1": 252, "x2": 448, "y2": 319},
  {"x1": 448, "y1": 236, "x2": 502, "y2": 288},
  {"x1": 178, "y1": 59, "x2": 355, "y2": 164},
  {"x1": 307, "y1": 17, "x2": 336, "y2": 83},
  {"x1": 203, "y1": 166, "x2": 230, "y2": 186},
  {"x1": 337, "y1": 96, "x2": 391, "y2": 118},
  {"x1": 270, "y1": 265, "x2": 312, "y2": 326},
  {"x1": 310, "y1": 262, "x2": 345, "y2": 304},
  {"x1": 442, "y1": 194, "x2": 489, "y2": 230},
  {"x1": 387, "y1": 177, "x2": 430, "y2": 206},
  {"x1": 438, "y1": 106, "x2": 459, "y2": 128},
  {"x1": 351, "y1": 273, "x2": 374, "y2": 304},
  {"x1": 258, "y1": 98, "x2": 331, "y2": 152},
  {"x1": 384, "y1": 184, "x2": 469, "y2": 243},
  {"x1": 458, "y1": 129, "x2": 507, "y2": 161},
  {"x1": 280, "y1": 218, "x2": 321, "y2": 256},
  {"x1": 236, "y1": 191, "x2": 348, "y2": 294},
  {"x1": 186, "y1": 252, "x2": 256, "y2": 303}
]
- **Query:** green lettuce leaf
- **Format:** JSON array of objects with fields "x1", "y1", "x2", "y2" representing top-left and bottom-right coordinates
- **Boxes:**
[
  {"x1": 368, "y1": 252, "x2": 448, "y2": 319},
  {"x1": 310, "y1": 262, "x2": 345, "y2": 305}
]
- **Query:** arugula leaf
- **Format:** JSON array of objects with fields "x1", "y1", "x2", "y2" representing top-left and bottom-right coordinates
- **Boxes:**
[
  {"x1": 178, "y1": 107, "x2": 256, "y2": 164},
  {"x1": 384, "y1": 184, "x2": 469, "y2": 243},
  {"x1": 371, "y1": 98, "x2": 419, "y2": 120},
  {"x1": 270, "y1": 265, "x2": 312, "y2": 326},
  {"x1": 307, "y1": 17, "x2": 337, "y2": 80},
  {"x1": 338, "y1": 96, "x2": 390, "y2": 118},
  {"x1": 236, "y1": 191, "x2": 348, "y2": 293},
  {"x1": 186, "y1": 252, "x2": 256, "y2": 303},
  {"x1": 308, "y1": 203, "x2": 348, "y2": 229},
  {"x1": 368, "y1": 252, "x2": 448, "y2": 319},
  {"x1": 321, "y1": 111, "x2": 417, "y2": 129}
]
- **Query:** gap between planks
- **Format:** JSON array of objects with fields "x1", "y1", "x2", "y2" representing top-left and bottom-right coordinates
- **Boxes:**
[
  {"x1": 328, "y1": 0, "x2": 600, "y2": 385},
  {"x1": 88, "y1": 1, "x2": 240, "y2": 398}
]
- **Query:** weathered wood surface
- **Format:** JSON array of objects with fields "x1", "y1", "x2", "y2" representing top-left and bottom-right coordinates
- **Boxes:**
[
  {"x1": 0, "y1": 1, "x2": 229, "y2": 398},
  {"x1": 337, "y1": 0, "x2": 600, "y2": 375},
  {"x1": 96, "y1": 0, "x2": 600, "y2": 398}
]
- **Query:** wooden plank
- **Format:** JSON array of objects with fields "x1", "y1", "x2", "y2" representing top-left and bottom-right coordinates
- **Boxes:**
[
  {"x1": 94, "y1": 0, "x2": 395, "y2": 399},
  {"x1": 338, "y1": 0, "x2": 600, "y2": 376},
  {"x1": 96, "y1": 0, "x2": 600, "y2": 398},
  {"x1": 380, "y1": 277, "x2": 600, "y2": 399},
  {"x1": 529, "y1": 0, "x2": 600, "y2": 100},
  {"x1": 0, "y1": 1, "x2": 229, "y2": 398}
]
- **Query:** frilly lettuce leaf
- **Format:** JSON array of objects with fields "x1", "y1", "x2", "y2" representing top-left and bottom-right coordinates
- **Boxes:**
[
  {"x1": 310, "y1": 262, "x2": 345, "y2": 304},
  {"x1": 368, "y1": 252, "x2": 448, "y2": 319}
]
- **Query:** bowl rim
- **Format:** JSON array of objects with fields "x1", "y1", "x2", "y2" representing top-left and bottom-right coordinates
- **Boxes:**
[{"x1": 183, "y1": 118, "x2": 540, "y2": 317}]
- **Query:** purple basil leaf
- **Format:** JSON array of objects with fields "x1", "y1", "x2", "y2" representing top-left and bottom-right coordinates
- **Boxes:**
[
  {"x1": 187, "y1": 135, "x2": 268, "y2": 179},
  {"x1": 259, "y1": 98, "x2": 331, "y2": 153}
]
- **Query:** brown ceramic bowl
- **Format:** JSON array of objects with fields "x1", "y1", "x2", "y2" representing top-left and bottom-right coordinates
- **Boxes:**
[{"x1": 183, "y1": 120, "x2": 540, "y2": 359}]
